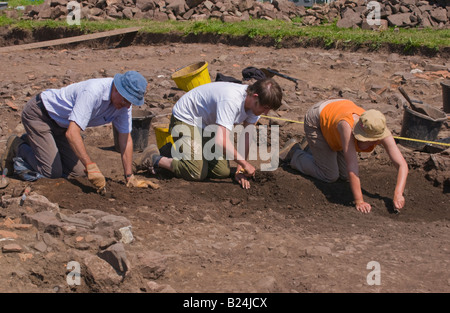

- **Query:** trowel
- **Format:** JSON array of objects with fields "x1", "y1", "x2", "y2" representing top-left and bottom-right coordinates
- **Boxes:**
[
  {"x1": 398, "y1": 86, "x2": 442, "y2": 119},
  {"x1": 0, "y1": 168, "x2": 9, "y2": 189},
  {"x1": 19, "y1": 186, "x2": 31, "y2": 206},
  {"x1": 98, "y1": 186, "x2": 107, "y2": 196}
]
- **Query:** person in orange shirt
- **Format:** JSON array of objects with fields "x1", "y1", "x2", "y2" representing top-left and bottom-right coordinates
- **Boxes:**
[{"x1": 279, "y1": 99, "x2": 408, "y2": 213}]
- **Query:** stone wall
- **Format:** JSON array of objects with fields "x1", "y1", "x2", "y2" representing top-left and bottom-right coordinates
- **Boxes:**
[
  {"x1": 334, "y1": 0, "x2": 450, "y2": 30},
  {"x1": 3, "y1": 0, "x2": 449, "y2": 29}
]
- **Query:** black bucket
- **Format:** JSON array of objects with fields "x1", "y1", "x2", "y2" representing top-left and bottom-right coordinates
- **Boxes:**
[
  {"x1": 441, "y1": 80, "x2": 450, "y2": 114},
  {"x1": 114, "y1": 110, "x2": 154, "y2": 152},
  {"x1": 400, "y1": 105, "x2": 447, "y2": 150}
]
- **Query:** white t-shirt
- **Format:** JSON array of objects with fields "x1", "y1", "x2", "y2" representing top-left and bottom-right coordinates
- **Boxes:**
[
  {"x1": 40, "y1": 78, "x2": 132, "y2": 133},
  {"x1": 172, "y1": 82, "x2": 259, "y2": 131}
]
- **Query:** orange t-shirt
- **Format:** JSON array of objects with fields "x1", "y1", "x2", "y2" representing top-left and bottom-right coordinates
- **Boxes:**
[{"x1": 319, "y1": 99, "x2": 374, "y2": 152}]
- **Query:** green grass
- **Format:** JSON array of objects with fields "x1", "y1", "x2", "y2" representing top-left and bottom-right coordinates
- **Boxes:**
[
  {"x1": 6, "y1": 0, "x2": 45, "y2": 7},
  {"x1": 0, "y1": 14, "x2": 448, "y2": 52}
]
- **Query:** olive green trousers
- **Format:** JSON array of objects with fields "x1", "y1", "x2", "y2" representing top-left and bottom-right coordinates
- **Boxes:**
[{"x1": 169, "y1": 115, "x2": 231, "y2": 181}]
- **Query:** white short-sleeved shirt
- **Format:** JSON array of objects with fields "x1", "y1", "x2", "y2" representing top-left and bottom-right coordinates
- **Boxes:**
[
  {"x1": 172, "y1": 82, "x2": 259, "y2": 130},
  {"x1": 40, "y1": 78, "x2": 132, "y2": 133}
]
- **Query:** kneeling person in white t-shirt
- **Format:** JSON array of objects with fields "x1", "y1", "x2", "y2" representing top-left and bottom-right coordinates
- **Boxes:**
[{"x1": 134, "y1": 78, "x2": 282, "y2": 189}]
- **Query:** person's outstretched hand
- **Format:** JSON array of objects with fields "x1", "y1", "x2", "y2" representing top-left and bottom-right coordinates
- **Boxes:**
[
  {"x1": 126, "y1": 174, "x2": 160, "y2": 189},
  {"x1": 235, "y1": 172, "x2": 251, "y2": 190},
  {"x1": 355, "y1": 200, "x2": 371, "y2": 213},
  {"x1": 86, "y1": 163, "x2": 106, "y2": 193},
  {"x1": 393, "y1": 193, "x2": 405, "y2": 210},
  {"x1": 235, "y1": 163, "x2": 255, "y2": 190}
]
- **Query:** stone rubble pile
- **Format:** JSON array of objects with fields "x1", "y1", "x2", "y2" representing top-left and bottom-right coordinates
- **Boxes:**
[
  {"x1": 334, "y1": 0, "x2": 450, "y2": 29},
  {"x1": 2, "y1": 0, "x2": 449, "y2": 29},
  {"x1": 0, "y1": 191, "x2": 172, "y2": 292}
]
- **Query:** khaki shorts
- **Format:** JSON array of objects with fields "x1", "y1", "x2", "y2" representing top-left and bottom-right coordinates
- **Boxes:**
[{"x1": 290, "y1": 100, "x2": 348, "y2": 182}]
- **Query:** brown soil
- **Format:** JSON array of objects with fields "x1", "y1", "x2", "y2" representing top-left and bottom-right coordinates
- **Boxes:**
[{"x1": 0, "y1": 28, "x2": 449, "y2": 294}]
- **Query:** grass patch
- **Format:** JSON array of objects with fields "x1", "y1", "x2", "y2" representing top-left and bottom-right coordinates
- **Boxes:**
[
  {"x1": 6, "y1": 0, "x2": 45, "y2": 7},
  {"x1": 0, "y1": 16, "x2": 448, "y2": 52}
]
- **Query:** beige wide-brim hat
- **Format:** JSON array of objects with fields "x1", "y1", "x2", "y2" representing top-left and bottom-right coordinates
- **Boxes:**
[{"x1": 352, "y1": 109, "x2": 391, "y2": 142}]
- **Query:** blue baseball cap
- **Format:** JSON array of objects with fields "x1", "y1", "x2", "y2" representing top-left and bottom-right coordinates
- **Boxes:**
[{"x1": 113, "y1": 71, "x2": 148, "y2": 106}]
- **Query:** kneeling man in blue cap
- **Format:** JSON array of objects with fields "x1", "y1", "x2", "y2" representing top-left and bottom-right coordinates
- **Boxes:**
[{"x1": 1, "y1": 71, "x2": 148, "y2": 193}]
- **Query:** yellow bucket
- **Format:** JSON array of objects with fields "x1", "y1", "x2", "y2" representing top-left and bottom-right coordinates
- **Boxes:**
[
  {"x1": 171, "y1": 61, "x2": 211, "y2": 92},
  {"x1": 154, "y1": 124, "x2": 174, "y2": 149}
]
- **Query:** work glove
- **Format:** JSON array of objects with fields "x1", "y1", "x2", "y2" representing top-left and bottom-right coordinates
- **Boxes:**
[
  {"x1": 126, "y1": 174, "x2": 160, "y2": 189},
  {"x1": 85, "y1": 163, "x2": 106, "y2": 193}
]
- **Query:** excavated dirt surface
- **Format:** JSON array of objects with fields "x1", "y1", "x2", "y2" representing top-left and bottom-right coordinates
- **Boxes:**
[{"x1": 0, "y1": 30, "x2": 449, "y2": 295}]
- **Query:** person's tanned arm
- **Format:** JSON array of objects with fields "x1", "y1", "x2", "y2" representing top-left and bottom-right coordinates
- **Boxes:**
[
  {"x1": 338, "y1": 121, "x2": 372, "y2": 213},
  {"x1": 117, "y1": 132, "x2": 134, "y2": 182},
  {"x1": 215, "y1": 124, "x2": 255, "y2": 189},
  {"x1": 381, "y1": 136, "x2": 408, "y2": 210},
  {"x1": 66, "y1": 121, "x2": 92, "y2": 166},
  {"x1": 66, "y1": 121, "x2": 106, "y2": 191}
]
